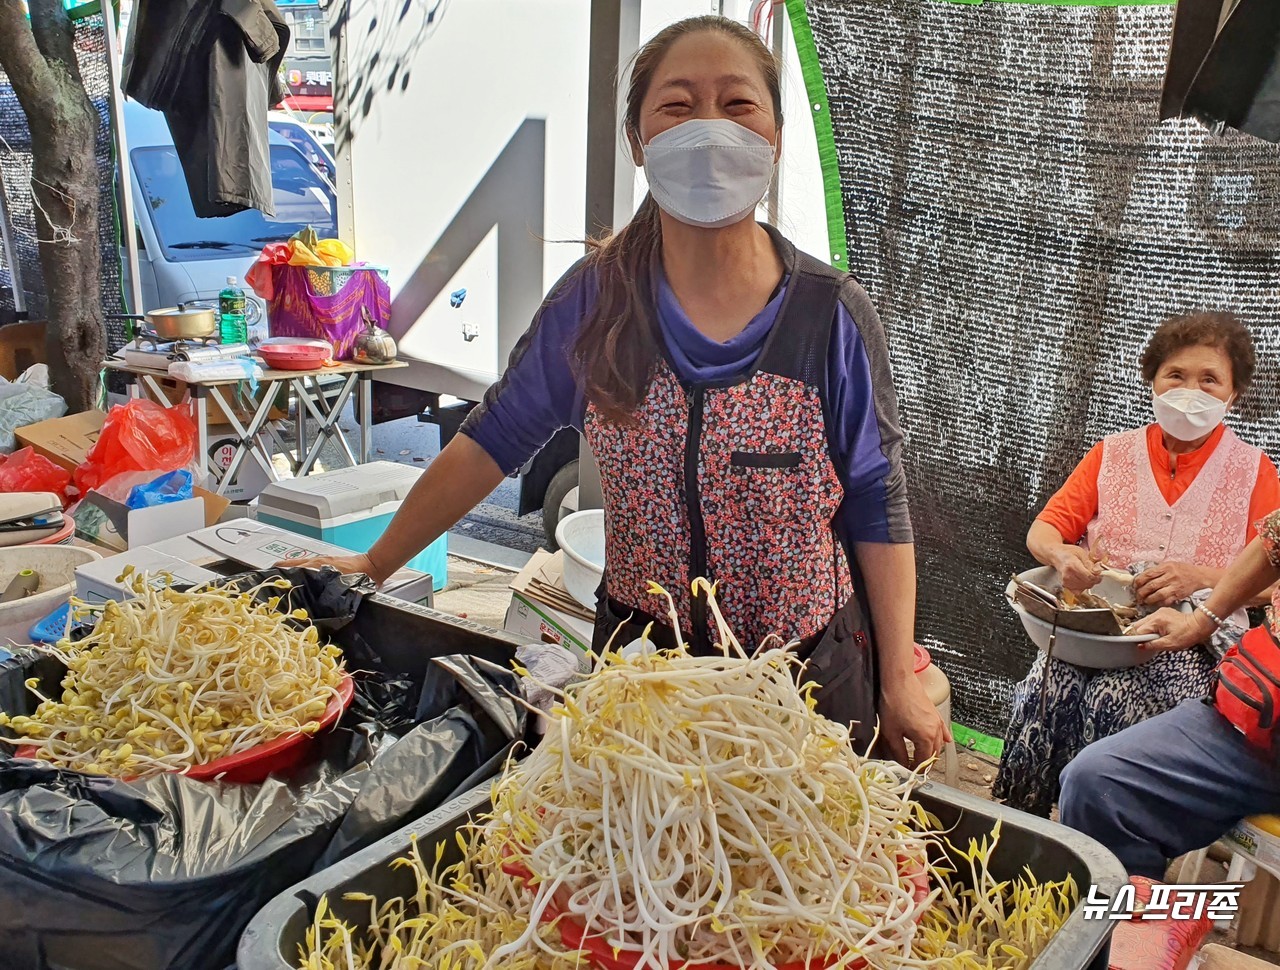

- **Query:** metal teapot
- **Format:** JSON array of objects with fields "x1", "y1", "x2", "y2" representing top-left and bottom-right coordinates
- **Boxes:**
[{"x1": 353, "y1": 307, "x2": 398, "y2": 364}]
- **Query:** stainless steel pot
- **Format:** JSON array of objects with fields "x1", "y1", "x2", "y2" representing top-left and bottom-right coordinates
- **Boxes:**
[
  {"x1": 145, "y1": 303, "x2": 219, "y2": 339},
  {"x1": 111, "y1": 303, "x2": 219, "y2": 340}
]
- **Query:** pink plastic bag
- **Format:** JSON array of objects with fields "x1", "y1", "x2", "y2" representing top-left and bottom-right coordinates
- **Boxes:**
[{"x1": 74, "y1": 400, "x2": 198, "y2": 494}]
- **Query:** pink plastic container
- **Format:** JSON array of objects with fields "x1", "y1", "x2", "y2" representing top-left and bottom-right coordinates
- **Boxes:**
[{"x1": 257, "y1": 338, "x2": 333, "y2": 371}]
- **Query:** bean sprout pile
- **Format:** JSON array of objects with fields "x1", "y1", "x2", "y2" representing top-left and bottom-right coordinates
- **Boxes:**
[
  {"x1": 300, "y1": 582, "x2": 1077, "y2": 970},
  {"x1": 0, "y1": 572, "x2": 345, "y2": 777}
]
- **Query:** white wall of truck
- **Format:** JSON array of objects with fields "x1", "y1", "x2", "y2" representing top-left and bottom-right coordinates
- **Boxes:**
[{"x1": 333, "y1": 0, "x2": 830, "y2": 405}]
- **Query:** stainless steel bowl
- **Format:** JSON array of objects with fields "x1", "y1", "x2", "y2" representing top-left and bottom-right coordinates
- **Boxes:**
[{"x1": 1005, "y1": 565, "x2": 1173, "y2": 669}]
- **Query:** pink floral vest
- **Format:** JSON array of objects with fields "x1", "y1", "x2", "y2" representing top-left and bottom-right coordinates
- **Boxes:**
[
  {"x1": 1086, "y1": 426, "x2": 1259, "y2": 570},
  {"x1": 583, "y1": 256, "x2": 855, "y2": 653}
]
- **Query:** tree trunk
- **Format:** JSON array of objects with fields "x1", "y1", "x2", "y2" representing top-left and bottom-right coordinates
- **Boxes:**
[
  {"x1": 0, "y1": 0, "x2": 106, "y2": 412},
  {"x1": 27, "y1": 82, "x2": 106, "y2": 412}
]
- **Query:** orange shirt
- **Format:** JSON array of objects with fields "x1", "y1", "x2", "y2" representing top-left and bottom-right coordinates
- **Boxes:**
[{"x1": 1038, "y1": 423, "x2": 1280, "y2": 546}]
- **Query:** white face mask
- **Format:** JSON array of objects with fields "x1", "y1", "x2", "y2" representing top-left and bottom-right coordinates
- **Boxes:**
[
  {"x1": 1151, "y1": 387, "x2": 1231, "y2": 442},
  {"x1": 641, "y1": 119, "x2": 776, "y2": 229}
]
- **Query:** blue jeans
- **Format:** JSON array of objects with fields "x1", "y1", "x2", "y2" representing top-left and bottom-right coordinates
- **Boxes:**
[{"x1": 1059, "y1": 699, "x2": 1280, "y2": 879}]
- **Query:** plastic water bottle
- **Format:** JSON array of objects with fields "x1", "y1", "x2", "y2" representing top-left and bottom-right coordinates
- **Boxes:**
[{"x1": 218, "y1": 276, "x2": 247, "y2": 345}]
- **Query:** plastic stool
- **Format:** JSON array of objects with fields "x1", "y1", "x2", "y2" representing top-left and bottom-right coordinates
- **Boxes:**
[
  {"x1": 914, "y1": 644, "x2": 959, "y2": 787},
  {"x1": 1222, "y1": 815, "x2": 1280, "y2": 952},
  {"x1": 1109, "y1": 876, "x2": 1212, "y2": 970}
]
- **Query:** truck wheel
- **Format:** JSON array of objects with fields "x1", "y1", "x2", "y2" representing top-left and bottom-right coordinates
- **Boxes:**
[{"x1": 542, "y1": 460, "x2": 579, "y2": 550}]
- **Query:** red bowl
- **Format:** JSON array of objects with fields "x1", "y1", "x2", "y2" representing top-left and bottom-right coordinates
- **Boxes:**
[
  {"x1": 17, "y1": 673, "x2": 354, "y2": 784},
  {"x1": 499, "y1": 850, "x2": 929, "y2": 970},
  {"x1": 258, "y1": 341, "x2": 333, "y2": 371}
]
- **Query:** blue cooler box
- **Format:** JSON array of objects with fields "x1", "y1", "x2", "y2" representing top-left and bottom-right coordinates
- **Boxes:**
[{"x1": 254, "y1": 462, "x2": 447, "y2": 591}]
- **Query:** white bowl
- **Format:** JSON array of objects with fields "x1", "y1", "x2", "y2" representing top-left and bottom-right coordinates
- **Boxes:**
[
  {"x1": 0, "y1": 545, "x2": 102, "y2": 647},
  {"x1": 555, "y1": 509, "x2": 605, "y2": 611},
  {"x1": 1006, "y1": 565, "x2": 1176, "y2": 669}
]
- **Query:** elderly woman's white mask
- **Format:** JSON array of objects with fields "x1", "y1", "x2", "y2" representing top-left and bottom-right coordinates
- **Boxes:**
[{"x1": 1152, "y1": 387, "x2": 1232, "y2": 442}]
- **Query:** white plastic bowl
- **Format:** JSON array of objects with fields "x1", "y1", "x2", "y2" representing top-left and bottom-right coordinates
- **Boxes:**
[
  {"x1": 555, "y1": 509, "x2": 605, "y2": 611},
  {"x1": 1005, "y1": 565, "x2": 1190, "y2": 669},
  {"x1": 0, "y1": 545, "x2": 102, "y2": 648}
]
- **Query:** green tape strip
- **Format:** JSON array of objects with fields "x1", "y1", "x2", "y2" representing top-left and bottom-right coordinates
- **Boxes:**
[
  {"x1": 65, "y1": 0, "x2": 120, "y2": 24},
  {"x1": 951, "y1": 723, "x2": 1005, "y2": 759},
  {"x1": 783, "y1": 0, "x2": 848, "y2": 269}
]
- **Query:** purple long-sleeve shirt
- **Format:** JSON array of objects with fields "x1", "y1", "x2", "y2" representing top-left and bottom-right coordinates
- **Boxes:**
[{"x1": 460, "y1": 253, "x2": 912, "y2": 545}]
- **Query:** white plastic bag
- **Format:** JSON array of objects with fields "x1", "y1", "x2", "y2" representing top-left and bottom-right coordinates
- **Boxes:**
[{"x1": 0, "y1": 380, "x2": 66, "y2": 453}]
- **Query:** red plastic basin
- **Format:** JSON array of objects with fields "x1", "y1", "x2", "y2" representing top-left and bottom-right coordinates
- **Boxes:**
[
  {"x1": 500, "y1": 849, "x2": 930, "y2": 970},
  {"x1": 17, "y1": 672, "x2": 354, "y2": 784},
  {"x1": 258, "y1": 339, "x2": 333, "y2": 371}
]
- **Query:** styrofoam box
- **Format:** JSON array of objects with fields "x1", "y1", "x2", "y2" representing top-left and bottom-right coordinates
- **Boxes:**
[{"x1": 75, "y1": 548, "x2": 219, "y2": 606}]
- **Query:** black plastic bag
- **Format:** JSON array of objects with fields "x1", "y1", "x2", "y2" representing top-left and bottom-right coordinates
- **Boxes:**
[{"x1": 0, "y1": 568, "x2": 525, "y2": 970}]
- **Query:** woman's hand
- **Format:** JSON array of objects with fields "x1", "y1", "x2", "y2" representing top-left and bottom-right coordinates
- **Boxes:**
[
  {"x1": 1134, "y1": 562, "x2": 1210, "y2": 607},
  {"x1": 1129, "y1": 606, "x2": 1214, "y2": 652},
  {"x1": 1053, "y1": 545, "x2": 1103, "y2": 593},
  {"x1": 879, "y1": 676, "x2": 950, "y2": 769},
  {"x1": 275, "y1": 552, "x2": 384, "y2": 584}
]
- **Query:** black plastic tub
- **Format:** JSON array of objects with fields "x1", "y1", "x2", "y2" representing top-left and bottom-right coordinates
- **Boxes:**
[{"x1": 238, "y1": 778, "x2": 1128, "y2": 970}]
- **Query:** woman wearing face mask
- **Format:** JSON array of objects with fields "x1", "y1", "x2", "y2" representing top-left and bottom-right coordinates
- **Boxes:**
[
  {"x1": 284, "y1": 16, "x2": 946, "y2": 765},
  {"x1": 993, "y1": 311, "x2": 1280, "y2": 816}
]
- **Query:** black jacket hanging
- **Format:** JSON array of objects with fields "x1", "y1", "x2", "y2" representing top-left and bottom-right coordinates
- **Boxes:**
[
  {"x1": 1160, "y1": 0, "x2": 1280, "y2": 144},
  {"x1": 122, "y1": 0, "x2": 290, "y2": 217}
]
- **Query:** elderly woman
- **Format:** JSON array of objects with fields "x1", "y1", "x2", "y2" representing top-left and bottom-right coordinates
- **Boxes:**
[
  {"x1": 1059, "y1": 509, "x2": 1280, "y2": 877},
  {"x1": 993, "y1": 311, "x2": 1280, "y2": 816}
]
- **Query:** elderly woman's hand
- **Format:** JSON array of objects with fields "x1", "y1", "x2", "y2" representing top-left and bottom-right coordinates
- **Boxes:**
[
  {"x1": 1053, "y1": 546, "x2": 1103, "y2": 593},
  {"x1": 1129, "y1": 606, "x2": 1214, "y2": 652},
  {"x1": 1134, "y1": 562, "x2": 1211, "y2": 607}
]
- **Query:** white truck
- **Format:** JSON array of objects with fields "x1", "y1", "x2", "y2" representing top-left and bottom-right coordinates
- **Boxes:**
[{"x1": 331, "y1": 0, "x2": 833, "y2": 542}]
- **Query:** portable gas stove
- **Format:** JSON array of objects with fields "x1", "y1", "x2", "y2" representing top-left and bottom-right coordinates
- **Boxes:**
[{"x1": 135, "y1": 330, "x2": 221, "y2": 354}]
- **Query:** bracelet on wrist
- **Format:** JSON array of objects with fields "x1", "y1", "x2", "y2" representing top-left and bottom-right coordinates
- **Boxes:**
[{"x1": 1196, "y1": 604, "x2": 1225, "y2": 629}]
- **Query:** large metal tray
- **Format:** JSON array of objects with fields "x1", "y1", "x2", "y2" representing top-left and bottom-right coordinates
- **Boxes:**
[
  {"x1": 238, "y1": 779, "x2": 1128, "y2": 970},
  {"x1": 1007, "y1": 566, "x2": 1169, "y2": 669}
]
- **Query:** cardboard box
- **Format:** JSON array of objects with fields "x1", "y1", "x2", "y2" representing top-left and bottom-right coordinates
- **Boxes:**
[
  {"x1": 15, "y1": 409, "x2": 105, "y2": 472},
  {"x1": 72, "y1": 485, "x2": 232, "y2": 553},
  {"x1": 204, "y1": 433, "x2": 274, "y2": 502},
  {"x1": 74, "y1": 548, "x2": 220, "y2": 605},
  {"x1": 154, "y1": 377, "x2": 288, "y2": 428},
  {"x1": 1198, "y1": 944, "x2": 1278, "y2": 970},
  {"x1": 504, "y1": 590, "x2": 593, "y2": 665},
  {"x1": 503, "y1": 550, "x2": 594, "y2": 666},
  {"x1": 510, "y1": 549, "x2": 595, "y2": 623}
]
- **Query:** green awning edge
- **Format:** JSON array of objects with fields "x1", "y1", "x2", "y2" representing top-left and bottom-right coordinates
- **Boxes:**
[
  {"x1": 782, "y1": 0, "x2": 848, "y2": 269},
  {"x1": 931, "y1": 0, "x2": 1172, "y2": 5},
  {"x1": 951, "y1": 723, "x2": 1005, "y2": 759},
  {"x1": 931, "y1": 0, "x2": 1173, "y2": 5}
]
